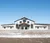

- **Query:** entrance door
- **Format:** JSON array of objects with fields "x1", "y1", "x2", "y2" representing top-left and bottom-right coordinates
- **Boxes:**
[
  {"x1": 25, "y1": 27, "x2": 28, "y2": 30},
  {"x1": 21, "y1": 27, "x2": 24, "y2": 30}
]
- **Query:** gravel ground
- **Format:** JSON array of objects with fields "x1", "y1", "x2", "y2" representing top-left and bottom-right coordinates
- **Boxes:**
[{"x1": 0, "y1": 38, "x2": 50, "y2": 43}]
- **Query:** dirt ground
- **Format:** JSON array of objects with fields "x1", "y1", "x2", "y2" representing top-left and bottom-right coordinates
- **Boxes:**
[{"x1": 0, "y1": 38, "x2": 50, "y2": 43}]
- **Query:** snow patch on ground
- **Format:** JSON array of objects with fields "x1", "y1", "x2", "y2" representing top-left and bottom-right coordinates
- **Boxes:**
[
  {"x1": 0, "y1": 34, "x2": 50, "y2": 38},
  {"x1": 0, "y1": 30, "x2": 50, "y2": 38}
]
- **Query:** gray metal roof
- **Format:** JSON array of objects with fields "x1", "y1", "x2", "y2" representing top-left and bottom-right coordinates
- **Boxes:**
[
  {"x1": 35, "y1": 23, "x2": 50, "y2": 25},
  {"x1": 1, "y1": 24, "x2": 15, "y2": 26},
  {"x1": 14, "y1": 17, "x2": 35, "y2": 22}
]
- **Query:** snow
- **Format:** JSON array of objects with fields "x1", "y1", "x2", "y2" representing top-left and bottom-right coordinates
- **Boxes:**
[
  {"x1": 0, "y1": 30, "x2": 50, "y2": 38},
  {"x1": 0, "y1": 33, "x2": 50, "y2": 38}
]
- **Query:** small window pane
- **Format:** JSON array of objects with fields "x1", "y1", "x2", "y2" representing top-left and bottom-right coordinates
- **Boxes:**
[
  {"x1": 20, "y1": 21, "x2": 22, "y2": 23},
  {"x1": 23, "y1": 20, "x2": 26, "y2": 22},
  {"x1": 27, "y1": 21, "x2": 29, "y2": 23},
  {"x1": 4, "y1": 27, "x2": 6, "y2": 29},
  {"x1": 37, "y1": 27, "x2": 39, "y2": 29},
  {"x1": 10, "y1": 27, "x2": 12, "y2": 29},
  {"x1": 44, "y1": 27, "x2": 46, "y2": 29}
]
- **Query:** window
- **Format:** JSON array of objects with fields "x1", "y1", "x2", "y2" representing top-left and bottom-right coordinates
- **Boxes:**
[
  {"x1": 31, "y1": 24, "x2": 33, "y2": 28},
  {"x1": 44, "y1": 27, "x2": 46, "y2": 29},
  {"x1": 23, "y1": 20, "x2": 26, "y2": 22},
  {"x1": 27, "y1": 21, "x2": 29, "y2": 23},
  {"x1": 20, "y1": 21, "x2": 22, "y2": 23},
  {"x1": 37, "y1": 27, "x2": 39, "y2": 29},
  {"x1": 16, "y1": 24, "x2": 19, "y2": 29},
  {"x1": 10, "y1": 27, "x2": 12, "y2": 29},
  {"x1": 4, "y1": 27, "x2": 6, "y2": 29}
]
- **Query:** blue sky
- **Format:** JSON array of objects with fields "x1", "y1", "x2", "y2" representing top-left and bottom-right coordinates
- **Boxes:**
[{"x1": 0, "y1": 0, "x2": 50, "y2": 24}]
